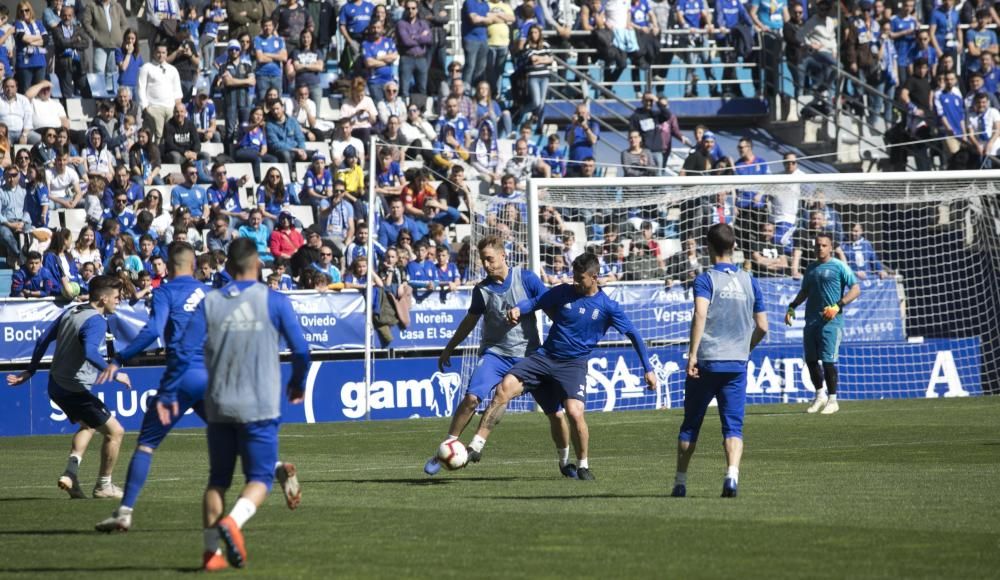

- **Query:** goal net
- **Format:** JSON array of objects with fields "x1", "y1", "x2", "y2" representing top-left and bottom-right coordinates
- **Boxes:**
[{"x1": 456, "y1": 170, "x2": 1000, "y2": 413}]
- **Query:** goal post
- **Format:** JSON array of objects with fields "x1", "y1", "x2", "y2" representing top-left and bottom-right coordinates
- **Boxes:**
[{"x1": 457, "y1": 169, "x2": 1000, "y2": 413}]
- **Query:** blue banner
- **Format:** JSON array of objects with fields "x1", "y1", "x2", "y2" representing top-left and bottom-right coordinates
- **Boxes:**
[
  {"x1": 0, "y1": 278, "x2": 905, "y2": 363},
  {"x1": 0, "y1": 338, "x2": 980, "y2": 437}
]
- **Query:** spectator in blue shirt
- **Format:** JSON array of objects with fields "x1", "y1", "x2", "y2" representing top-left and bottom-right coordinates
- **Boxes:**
[
  {"x1": 254, "y1": 19, "x2": 288, "y2": 101},
  {"x1": 929, "y1": 0, "x2": 961, "y2": 60},
  {"x1": 378, "y1": 196, "x2": 421, "y2": 247},
  {"x1": 462, "y1": 0, "x2": 495, "y2": 89},
  {"x1": 10, "y1": 251, "x2": 56, "y2": 297},
  {"x1": 890, "y1": 0, "x2": 918, "y2": 86},
  {"x1": 187, "y1": 91, "x2": 220, "y2": 143},
  {"x1": 339, "y1": 0, "x2": 375, "y2": 56},
  {"x1": 238, "y1": 208, "x2": 273, "y2": 264},
  {"x1": 362, "y1": 20, "x2": 399, "y2": 103},
  {"x1": 311, "y1": 243, "x2": 343, "y2": 283},
  {"x1": 935, "y1": 70, "x2": 965, "y2": 166},
  {"x1": 845, "y1": 223, "x2": 889, "y2": 280},
  {"x1": 964, "y1": 10, "x2": 998, "y2": 75},
  {"x1": 265, "y1": 100, "x2": 313, "y2": 166},
  {"x1": 13, "y1": 4, "x2": 48, "y2": 92},
  {"x1": 539, "y1": 133, "x2": 567, "y2": 177},
  {"x1": 103, "y1": 191, "x2": 138, "y2": 231},
  {"x1": 207, "y1": 162, "x2": 250, "y2": 228},
  {"x1": 564, "y1": 103, "x2": 600, "y2": 177},
  {"x1": 170, "y1": 161, "x2": 210, "y2": 226}
]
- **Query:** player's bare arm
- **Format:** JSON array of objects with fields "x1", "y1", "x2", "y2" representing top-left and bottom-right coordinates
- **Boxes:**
[
  {"x1": 438, "y1": 312, "x2": 482, "y2": 372},
  {"x1": 687, "y1": 296, "x2": 710, "y2": 378}
]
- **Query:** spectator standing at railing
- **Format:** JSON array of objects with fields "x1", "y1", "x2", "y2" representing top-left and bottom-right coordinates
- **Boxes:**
[
  {"x1": 929, "y1": 0, "x2": 961, "y2": 61},
  {"x1": 733, "y1": 137, "x2": 768, "y2": 247},
  {"x1": 621, "y1": 129, "x2": 657, "y2": 177},
  {"x1": 676, "y1": 0, "x2": 717, "y2": 97},
  {"x1": 873, "y1": 19, "x2": 900, "y2": 127},
  {"x1": 564, "y1": 103, "x2": 600, "y2": 177},
  {"x1": 629, "y1": 0, "x2": 660, "y2": 97},
  {"x1": 890, "y1": 0, "x2": 919, "y2": 86},
  {"x1": 717, "y1": 0, "x2": 756, "y2": 98},
  {"x1": 484, "y1": 0, "x2": 514, "y2": 99},
  {"x1": 396, "y1": 0, "x2": 433, "y2": 99},
  {"x1": 461, "y1": 0, "x2": 496, "y2": 90},
  {"x1": 797, "y1": 0, "x2": 837, "y2": 98},
  {"x1": 844, "y1": 0, "x2": 879, "y2": 114},
  {"x1": 629, "y1": 93, "x2": 685, "y2": 172},
  {"x1": 770, "y1": 152, "x2": 801, "y2": 255},
  {"x1": 748, "y1": 0, "x2": 788, "y2": 100},
  {"x1": 339, "y1": 0, "x2": 375, "y2": 75},
  {"x1": 908, "y1": 29, "x2": 937, "y2": 77},
  {"x1": 935, "y1": 70, "x2": 966, "y2": 167},
  {"x1": 363, "y1": 20, "x2": 399, "y2": 104},
  {"x1": 516, "y1": 24, "x2": 553, "y2": 133}
]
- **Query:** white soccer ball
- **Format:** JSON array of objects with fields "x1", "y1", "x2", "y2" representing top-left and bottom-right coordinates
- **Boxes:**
[{"x1": 437, "y1": 439, "x2": 469, "y2": 471}]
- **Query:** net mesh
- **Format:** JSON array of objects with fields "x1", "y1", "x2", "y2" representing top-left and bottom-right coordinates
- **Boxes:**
[{"x1": 458, "y1": 174, "x2": 1000, "y2": 412}]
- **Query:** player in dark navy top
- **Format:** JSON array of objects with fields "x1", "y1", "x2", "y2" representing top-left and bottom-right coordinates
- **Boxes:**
[{"x1": 467, "y1": 253, "x2": 658, "y2": 480}]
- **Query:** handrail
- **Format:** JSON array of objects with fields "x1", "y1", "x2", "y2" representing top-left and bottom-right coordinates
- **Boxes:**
[{"x1": 548, "y1": 53, "x2": 638, "y2": 115}]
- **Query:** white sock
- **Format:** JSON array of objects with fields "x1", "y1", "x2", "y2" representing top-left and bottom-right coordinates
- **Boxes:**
[
  {"x1": 727, "y1": 466, "x2": 739, "y2": 484},
  {"x1": 97, "y1": 475, "x2": 111, "y2": 487},
  {"x1": 579, "y1": 458, "x2": 589, "y2": 469},
  {"x1": 65, "y1": 454, "x2": 82, "y2": 477},
  {"x1": 828, "y1": 394, "x2": 837, "y2": 402},
  {"x1": 274, "y1": 461, "x2": 283, "y2": 471},
  {"x1": 674, "y1": 472, "x2": 687, "y2": 486},
  {"x1": 469, "y1": 435, "x2": 487, "y2": 452},
  {"x1": 117, "y1": 505, "x2": 133, "y2": 516},
  {"x1": 557, "y1": 447, "x2": 570, "y2": 467},
  {"x1": 444, "y1": 435, "x2": 458, "y2": 442},
  {"x1": 203, "y1": 528, "x2": 220, "y2": 553},
  {"x1": 817, "y1": 387, "x2": 828, "y2": 398},
  {"x1": 229, "y1": 497, "x2": 257, "y2": 529}
]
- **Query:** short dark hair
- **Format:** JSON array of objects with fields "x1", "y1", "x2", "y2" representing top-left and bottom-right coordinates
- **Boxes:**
[
  {"x1": 25, "y1": 250, "x2": 42, "y2": 262},
  {"x1": 706, "y1": 223, "x2": 735, "y2": 256},
  {"x1": 572, "y1": 252, "x2": 600, "y2": 275},
  {"x1": 167, "y1": 241, "x2": 195, "y2": 271},
  {"x1": 815, "y1": 232, "x2": 835, "y2": 245},
  {"x1": 88, "y1": 275, "x2": 123, "y2": 301},
  {"x1": 227, "y1": 237, "x2": 259, "y2": 276}
]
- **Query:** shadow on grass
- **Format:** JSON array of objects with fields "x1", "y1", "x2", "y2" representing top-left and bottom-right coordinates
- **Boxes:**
[
  {"x1": 487, "y1": 493, "x2": 671, "y2": 501},
  {"x1": 0, "y1": 497, "x2": 52, "y2": 502},
  {"x1": 310, "y1": 476, "x2": 539, "y2": 485},
  {"x1": 0, "y1": 528, "x2": 200, "y2": 536},
  {"x1": 0, "y1": 565, "x2": 201, "y2": 573}
]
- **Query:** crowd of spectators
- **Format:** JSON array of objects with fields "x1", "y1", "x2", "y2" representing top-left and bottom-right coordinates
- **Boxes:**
[{"x1": 0, "y1": 0, "x2": 965, "y2": 309}]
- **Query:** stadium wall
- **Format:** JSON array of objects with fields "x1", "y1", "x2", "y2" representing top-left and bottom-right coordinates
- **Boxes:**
[{"x1": 0, "y1": 340, "x2": 980, "y2": 437}]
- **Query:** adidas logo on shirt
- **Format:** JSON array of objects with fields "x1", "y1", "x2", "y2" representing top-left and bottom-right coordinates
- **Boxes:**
[
  {"x1": 719, "y1": 278, "x2": 747, "y2": 301},
  {"x1": 221, "y1": 302, "x2": 263, "y2": 332}
]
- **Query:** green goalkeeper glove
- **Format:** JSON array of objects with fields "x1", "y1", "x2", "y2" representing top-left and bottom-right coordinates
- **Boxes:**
[{"x1": 784, "y1": 306, "x2": 796, "y2": 326}]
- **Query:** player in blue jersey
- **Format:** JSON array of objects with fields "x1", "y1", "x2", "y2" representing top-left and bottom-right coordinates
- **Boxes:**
[
  {"x1": 468, "y1": 253, "x2": 658, "y2": 481},
  {"x1": 671, "y1": 224, "x2": 768, "y2": 499},
  {"x1": 785, "y1": 232, "x2": 861, "y2": 415},
  {"x1": 427, "y1": 236, "x2": 574, "y2": 477},
  {"x1": 92, "y1": 242, "x2": 303, "y2": 533},
  {"x1": 7, "y1": 276, "x2": 132, "y2": 500},
  {"x1": 158, "y1": 238, "x2": 311, "y2": 571}
]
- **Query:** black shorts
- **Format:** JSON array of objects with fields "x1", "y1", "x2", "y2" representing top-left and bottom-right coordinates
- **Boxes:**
[
  {"x1": 508, "y1": 352, "x2": 588, "y2": 411},
  {"x1": 48, "y1": 381, "x2": 112, "y2": 429}
]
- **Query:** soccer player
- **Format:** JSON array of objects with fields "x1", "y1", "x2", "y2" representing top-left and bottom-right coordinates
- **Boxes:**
[
  {"x1": 157, "y1": 238, "x2": 311, "y2": 571},
  {"x1": 671, "y1": 224, "x2": 768, "y2": 499},
  {"x1": 93, "y1": 242, "x2": 302, "y2": 533},
  {"x1": 469, "y1": 253, "x2": 658, "y2": 481},
  {"x1": 427, "y1": 236, "x2": 575, "y2": 477},
  {"x1": 6, "y1": 276, "x2": 131, "y2": 499},
  {"x1": 785, "y1": 233, "x2": 861, "y2": 415}
]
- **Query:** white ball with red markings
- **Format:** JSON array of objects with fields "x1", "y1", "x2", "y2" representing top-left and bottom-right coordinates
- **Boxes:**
[{"x1": 437, "y1": 439, "x2": 469, "y2": 470}]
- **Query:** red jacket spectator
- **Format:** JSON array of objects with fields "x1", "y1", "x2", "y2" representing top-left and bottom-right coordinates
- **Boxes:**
[{"x1": 269, "y1": 213, "x2": 306, "y2": 259}]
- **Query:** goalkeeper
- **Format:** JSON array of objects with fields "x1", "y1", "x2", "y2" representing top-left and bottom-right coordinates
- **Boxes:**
[{"x1": 785, "y1": 233, "x2": 861, "y2": 414}]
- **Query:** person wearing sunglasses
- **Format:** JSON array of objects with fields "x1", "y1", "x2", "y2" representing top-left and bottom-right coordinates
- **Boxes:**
[{"x1": 170, "y1": 160, "x2": 210, "y2": 228}]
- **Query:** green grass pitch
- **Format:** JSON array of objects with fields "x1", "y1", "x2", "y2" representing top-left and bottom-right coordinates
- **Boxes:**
[{"x1": 0, "y1": 397, "x2": 998, "y2": 579}]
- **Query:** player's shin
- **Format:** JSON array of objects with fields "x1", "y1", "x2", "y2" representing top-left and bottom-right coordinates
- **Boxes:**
[{"x1": 447, "y1": 394, "x2": 480, "y2": 438}]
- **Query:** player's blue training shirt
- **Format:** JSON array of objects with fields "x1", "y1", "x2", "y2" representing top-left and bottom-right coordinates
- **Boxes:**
[
  {"x1": 158, "y1": 280, "x2": 310, "y2": 407},
  {"x1": 693, "y1": 263, "x2": 765, "y2": 373},
  {"x1": 114, "y1": 275, "x2": 211, "y2": 374},
  {"x1": 515, "y1": 284, "x2": 653, "y2": 372},
  {"x1": 802, "y1": 258, "x2": 857, "y2": 327}
]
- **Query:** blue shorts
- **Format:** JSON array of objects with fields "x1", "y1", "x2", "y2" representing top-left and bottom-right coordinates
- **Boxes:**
[
  {"x1": 136, "y1": 368, "x2": 208, "y2": 449},
  {"x1": 48, "y1": 380, "x2": 111, "y2": 429},
  {"x1": 679, "y1": 369, "x2": 747, "y2": 442},
  {"x1": 508, "y1": 352, "x2": 586, "y2": 413},
  {"x1": 803, "y1": 323, "x2": 843, "y2": 363},
  {"x1": 467, "y1": 352, "x2": 520, "y2": 401},
  {"x1": 206, "y1": 419, "x2": 280, "y2": 491}
]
